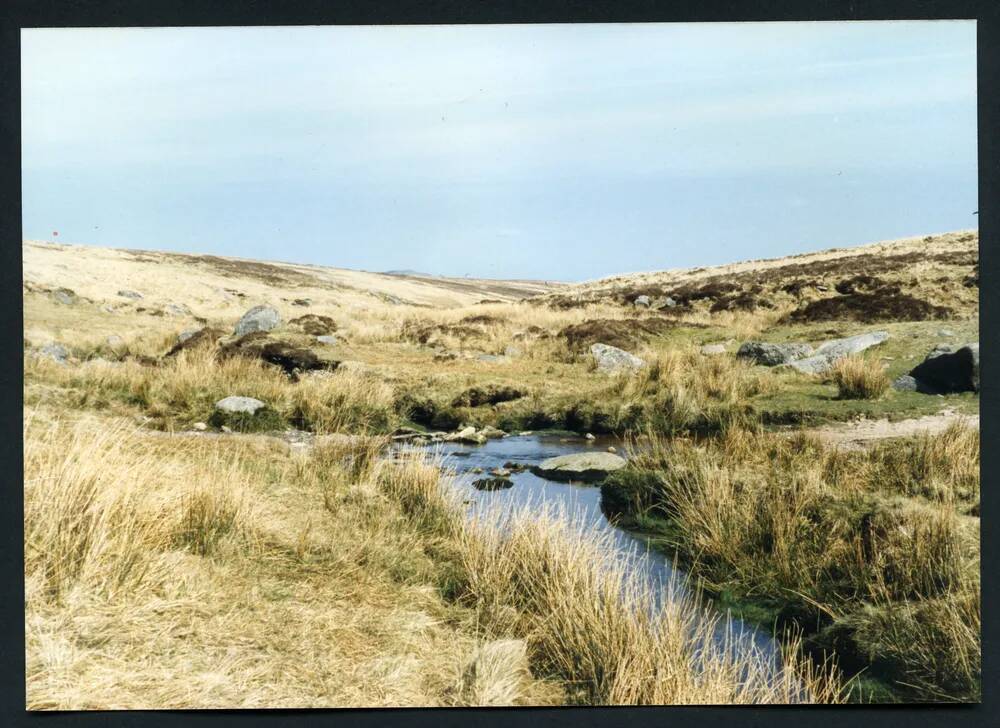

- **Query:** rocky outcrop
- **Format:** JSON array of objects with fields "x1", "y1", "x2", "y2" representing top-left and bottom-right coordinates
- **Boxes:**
[
  {"x1": 737, "y1": 341, "x2": 814, "y2": 366},
  {"x1": 531, "y1": 451, "x2": 627, "y2": 483},
  {"x1": 784, "y1": 331, "x2": 890, "y2": 375},
  {"x1": 219, "y1": 332, "x2": 338, "y2": 377},
  {"x1": 590, "y1": 343, "x2": 645, "y2": 374}
]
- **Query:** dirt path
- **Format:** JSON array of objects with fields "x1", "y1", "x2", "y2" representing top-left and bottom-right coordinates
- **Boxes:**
[{"x1": 802, "y1": 408, "x2": 979, "y2": 450}]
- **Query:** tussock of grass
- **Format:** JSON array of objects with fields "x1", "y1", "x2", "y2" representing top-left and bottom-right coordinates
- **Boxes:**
[
  {"x1": 830, "y1": 356, "x2": 890, "y2": 400},
  {"x1": 604, "y1": 424, "x2": 980, "y2": 701}
]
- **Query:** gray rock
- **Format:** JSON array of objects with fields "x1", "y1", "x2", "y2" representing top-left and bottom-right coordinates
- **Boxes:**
[
  {"x1": 52, "y1": 288, "x2": 77, "y2": 305},
  {"x1": 590, "y1": 343, "x2": 645, "y2": 374},
  {"x1": 785, "y1": 355, "x2": 836, "y2": 375},
  {"x1": 177, "y1": 328, "x2": 200, "y2": 344},
  {"x1": 214, "y1": 396, "x2": 267, "y2": 415},
  {"x1": 650, "y1": 296, "x2": 677, "y2": 310},
  {"x1": 785, "y1": 331, "x2": 890, "y2": 375},
  {"x1": 444, "y1": 426, "x2": 487, "y2": 445},
  {"x1": 191, "y1": 422, "x2": 208, "y2": 431},
  {"x1": 479, "y1": 425, "x2": 507, "y2": 439},
  {"x1": 165, "y1": 302, "x2": 191, "y2": 317},
  {"x1": 531, "y1": 452, "x2": 628, "y2": 483},
  {"x1": 503, "y1": 344, "x2": 523, "y2": 357},
  {"x1": 234, "y1": 305, "x2": 280, "y2": 336},
  {"x1": 634, "y1": 295, "x2": 651, "y2": 307},
  {"x1": 813, "y1": 331, "x2": 890, "y2": 360},
  {"x1": 38, "y1": 342, "x2": 70, "y2": 363},
  {"x1": 892, "y1": 375, "x2": 919, "y2": 392},
  {"x1": 105, "y1": 335, "x2": 124, "y2": 347},
  {"x1": 700, "y1": 343, "x2": 727, "y2": 356},
  {"x1": 938, "y1": 329, "x2": 956, "y2": 337},
  {"x1": 908, "y1": 342, "x2": 979, "y2": 393},
  {"x1": 101, "y1": 304, "x2": 117, "y2": 314},
  {"x1": 292, "y1": 298, "x2": 312, "y2": 306},
  {"x1": 117, "y1": 289, "x2": 143, "y2": 299},
  {"x1": 737, "y1": 341, "x2": 814, "y2": 366},
  {"x1": 316, "y1": 335, "x2": 338, "y2": 345}
]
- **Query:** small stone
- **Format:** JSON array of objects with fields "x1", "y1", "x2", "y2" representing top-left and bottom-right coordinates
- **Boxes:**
[
  {"x1": 221, "y1": 425, "x2": 233, "y2": 433},
  {"x1": 585, "y1": 433, "x2": 596, "y2": 440},
  {"x1": 52, "y1": 288, "x2": 77, "y2": 305},
  {"x1": 38, "y1": 342, "x2": 70, "y2": 363},
  {"x1": 633, "y1": 295, "x2": 651, "y2": 307},
  {"x1": 192, "y1": 422, "x2": 208, "y2": 431},
  {"x1": 105, "y1": 335, "x2": 124, "y2": 347},
  {"x1": 234, "y1": 305, "x2": 281, "y2": 336},
  {"x1": 607, "y1": 446, "x2": 617, "y2": 453},
  {"x1": 117, "y1": 289, "x2": 143, "y2": 299},
  {"x1": 177, "y1": 328, "x2": 200, "y2": 344},
  {"x1": 700, "y1": 343, "x2": 727, "y2": 356},
  {"x1": 214, "y1": 396, "x2": 267, "y2": 414},
  {"x1": 590, "y1": 343, "x2": 645, "y2": 374},
  {"x1": 316, "y1": 335, "x2": 338, "y2": 345}
]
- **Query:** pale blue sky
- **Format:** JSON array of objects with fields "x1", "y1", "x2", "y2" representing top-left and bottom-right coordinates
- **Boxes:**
[{"x1": 21, "y1": 22, "x2": 977, "y2": 281}]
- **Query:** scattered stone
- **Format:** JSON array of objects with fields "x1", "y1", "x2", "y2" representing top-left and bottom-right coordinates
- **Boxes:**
[
  {"x1": 590, "y1": 343, "x2": 645, "y2": 374},
  {"x1": 891, "y1": 375, "x2": 921, "y2": 392},
  {"x1": 443, "y1": 426, "x2": 487, "y2": 445},
  {"x1": 907, "y1": 342, "x2": 979, "y2": 393},
  {"x1": 192, "y1": 422, "x2": 208, "y2": 431},
  {"x1": 503, "y1": 344, "x2": 523, "y2": 357},
  {"x1": 813, "y1": 331, "x2": 890, "y2": 360},
  {"x1": 649, "y1": 296, "x2": 677, "y2": 310},
  {"x1": 177, "y1": 328, "x2": 201, "y2": 344},
  {"x1": 585, "y1": 433, "x2": 596, "y2": 440},
  {"x1": 607, "y1": 446, "x2": 617, "y2": 453},
  {"x1": 165, "y1": 302, "x2": 191, "y2": 317},
  {"x1": 737, "y1": 341, "x2": 813, "y2": 366},
  {"x1": 38, "y1": 342, "x2": 70, "y2": 363},
  {"x1": 700, "y1": 343, "x2": 727, "y2": 356},
  {"x1": 532, "y1": 452, "x2": 627, "y2": 483},
  {"x1": 785, "y1": 331, "x2": 890, "y2": 375},
  {"x1": 215, "y1": 396, "x2": 267, "y2": 415},
  {"x1": 479, "y1": 425, "x2": 507, "y2": 439},
  {"x1": 234, "y1": 304, "x2": 281, "y2": 336},
  {"x1": 634, "y1": 295, "x2": 651, "y2": 307},
  {"x1": 938, "y1": 329, "x2": 956, "y2": 337},
  {"x1": 292, "y1": 298, "x2": 312, "y2": 306},
  {"x1": 221, "y1": 425, "x2": 233, "y2": 434},
  {"x1": 472, "y1": 477, "x2": 514, "y2": 491},
  {"x1": 316, "y1": 335, "x2": 338, "y2": 345},
  {"x1": 470, "y1": 467, "x2": 485, "y2": 474},
  {"x1": 117, "y1": 289, "x2": 143, "y2": 299},
  {"x1": 105, "y1": 335, "x2": 124, "y2": 347},
  {"x1": 489, "y1": 467, "x2": 511, "y2": 478},
  {"x1": 101, "y1": 304, "x2": 116, "y2": 314},
  {"x1": 502, "y1": 461, "x2": 529, "y2": 473},
  {"x1": 52, "y1": 288, "x2": 77, "y2": 305}
]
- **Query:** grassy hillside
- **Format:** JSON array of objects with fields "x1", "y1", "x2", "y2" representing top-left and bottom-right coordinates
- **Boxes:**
[{"x1": 23, "y1": 230, "x2": 979, "y2": 706}]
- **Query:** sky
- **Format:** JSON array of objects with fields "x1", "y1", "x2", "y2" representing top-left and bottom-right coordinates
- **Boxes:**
[{"x1": 21, "y1": 22, "x2": 978, "y2": 282}]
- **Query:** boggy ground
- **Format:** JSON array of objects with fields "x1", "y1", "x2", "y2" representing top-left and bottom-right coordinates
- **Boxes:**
[{"x1": 22, "y1": 230, "x2": 980, "y2": 705}]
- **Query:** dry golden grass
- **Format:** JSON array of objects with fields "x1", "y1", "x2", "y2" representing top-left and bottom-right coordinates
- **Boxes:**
[
  {"x1": 609, "y1": 423, "x2": 981, "y2": 701},
  {"x1": 830, "y1": 356, "x2": 891, "y2": 400},
  {"x1": 24, "y1": 408, "x2": 566, "y2": 709}
]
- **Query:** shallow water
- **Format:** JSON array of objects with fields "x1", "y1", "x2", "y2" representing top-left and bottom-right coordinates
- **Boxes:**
[{"x1": 415, "y1": 433, "x2": 782, "y2": 670}]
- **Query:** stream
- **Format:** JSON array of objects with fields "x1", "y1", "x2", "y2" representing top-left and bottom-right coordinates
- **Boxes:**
[{"x1": 415, "y1": 432, "x2": 783, "y2": 674}]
